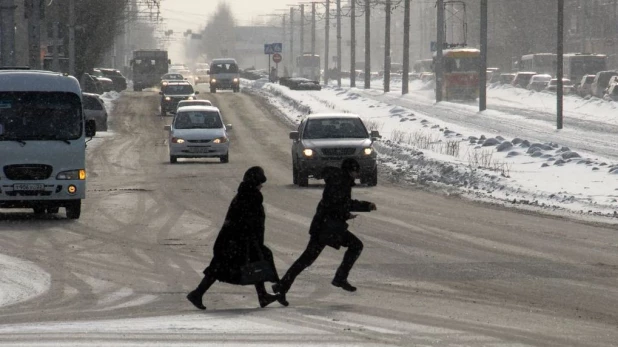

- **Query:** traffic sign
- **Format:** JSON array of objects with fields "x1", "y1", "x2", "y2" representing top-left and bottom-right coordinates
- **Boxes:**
[
  {"x1": 264, "y1": 44, "x2": 274, "y2": 54},
  {"x1": 272, "y1": 53, "x2": 282, "y2": 63},
  {"x1": 272, "y1": 43, "x2": 282, "y2": 53}
]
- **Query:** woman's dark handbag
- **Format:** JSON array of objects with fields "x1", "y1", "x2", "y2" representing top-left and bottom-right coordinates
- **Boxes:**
[
  {"x1": 319, "y1": 218, "x2": 348, "y2": 247},
  {"x1": 239, "y1": 241, "x2": 277, "y2": 285}
]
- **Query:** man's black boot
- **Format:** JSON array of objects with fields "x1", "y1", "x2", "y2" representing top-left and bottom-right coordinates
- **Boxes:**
[
  {"x1": 331, "y1": 279, "x2": 357, "y2": 292},
  {"x1": 272, "y1": 283, "x2": 289, "y2": 306}
]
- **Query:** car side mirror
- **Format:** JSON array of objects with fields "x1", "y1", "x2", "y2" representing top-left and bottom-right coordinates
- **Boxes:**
[
  {"x1": 164, "y1": 125, "x2": 171, "y2": 131},
  {"x1": 206, "y1": 70, "x2": 210, "y2": 75},
  {"x1": 370, "y1": 130, "x2": 381, "y2": 140},
  {"x1": 226, "y1": 124, "x2": 233, "y2": 130},
  {"x1": 85, "y1": 119, "x2": 96, "y2": 137},
  {"x1": 194, "y1": 91, "x2": 200, "y2": 94},
  {"x1": 289, "y1": 131, "x2": 299, "y2": 140}
]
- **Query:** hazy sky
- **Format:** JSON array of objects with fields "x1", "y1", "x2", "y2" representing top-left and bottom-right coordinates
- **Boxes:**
[{"x1": 161, "y1": 0, "x2": 296, "y2": 31}]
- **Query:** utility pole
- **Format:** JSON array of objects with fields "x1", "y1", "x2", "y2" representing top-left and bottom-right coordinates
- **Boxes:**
[
  {"x1": 384, "y1": 0, "x2": 391, "y2": 92},
  {"x1": 282, "y1": 13, "x2": 287, "y2": 76},
  {"x1": 28, "y1": 0, "x2": 42, "y2": 70},
  {"x1": 350, "y1": 0, "x2": 356, "y2": 88},
  {"x1": 300, "y1": 4, "x2": 305, "y2": 57},
  {"x1": 364, "y1": 0, "x2": 370, "y2": 89},
  {"x1": 311, "y1": 2, "x2": 316, "y2": 56},
  {"x1": 402, "y1": 0, "x2": 410, "y2": 94},
  {"x1": 52, "y1": 2, "x2": 60, "y2": 72},
  {"x1": 336, "y1": 0, "x2": 341, "y2": 87},
  {"x1": 324, "y1": 0, "x2": 330, "y2": 85},
  {"x1": 557, "y1": 0, "x2": 564, "y2": 129},
  {"x1": 290, "y1": 7, "x2": 294, "y2": 76},
  {"x1": 479, "y1": 0, "x2": 487, "y2": 111},
  {"x1": 0, "y1": 0, "x2": 16, "y2": 66},
  {"x1": 69, "y1": 0, "x2": 75, "y2": 76},
  {"x1": 436, "y1": 0, "x2": 445, "y2": 102}
]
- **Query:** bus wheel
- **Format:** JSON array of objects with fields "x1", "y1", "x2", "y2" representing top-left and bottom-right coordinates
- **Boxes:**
[{"x1": 66, "y1": 200, "x2": 81, "y2": 219}]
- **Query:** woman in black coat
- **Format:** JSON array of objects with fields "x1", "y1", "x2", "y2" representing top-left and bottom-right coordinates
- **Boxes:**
[{"x1": 187, "y1": 166, "x2": 288, "y2": 310}]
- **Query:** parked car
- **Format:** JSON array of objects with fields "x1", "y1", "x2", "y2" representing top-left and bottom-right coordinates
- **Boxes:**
[
  {"x1": 90, "y1": 69, "x2": 114, "y2": 92},
  {"x1": 289, "y1": 113, "x2": 380, "y2": 187},
  {"x1": 511, "y1": 71, "x2": 537, "y2": 88},
  {"x1": 590, "y1": 70, "x2": 618, "y2": 98},
  {"x1": 603, "y1": 83, "x2": 618, "y2": 101},
  {"x1": 498, "y1": 73, "x2": 516, "y2": 85},
  {"x1": 159, "y1": 81, "x2": 199, "y2": 117},
  {"x1": 175, "y1": 99, "x2": 213, "y2": 113},
  {"x1": 82, "y1": 93, "x2": 108, "y2": 131},
  {"x1": 526, "y1": 74, "x2": 552, "y2": 92},
  {"x1": 577, "y1": 74, "x2": 596, "y2": 97},
  {"x1": 545, "y1": 78, "x2": 574, "y2": 94},
  {"x1": 163, "y1": 106, "x2": 232, "y2": 163},
  {"x1": 95, "y1": 68, "x2": 127, "y2": 92},
  {"x1": 279, "y1": 77, "x2": 322, "y2": 90}
]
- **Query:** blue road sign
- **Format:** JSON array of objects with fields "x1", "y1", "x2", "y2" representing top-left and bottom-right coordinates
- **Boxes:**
[
  {"x1": 264, "y1": 44, "x2": 274, "y2": 54},
  {"x1": 272, "y1": 43, "x2": 282, "y2": 53}
]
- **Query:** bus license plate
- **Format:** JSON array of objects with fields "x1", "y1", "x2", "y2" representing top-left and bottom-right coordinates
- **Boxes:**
[
  {"x1": 13, "y1": 183, "x2": 45, "y2": 191},
  {"x1": 191, "y1": 148, "x2": 210, "y2": 153}
]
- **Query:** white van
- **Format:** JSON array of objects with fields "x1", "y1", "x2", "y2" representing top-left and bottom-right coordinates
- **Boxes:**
[
  {"x1": 0, "y1": 70, "x2": 96, "y2": 219},
  {"x1": 208, "y1": 58, "x2": 240, "y2": 93}
]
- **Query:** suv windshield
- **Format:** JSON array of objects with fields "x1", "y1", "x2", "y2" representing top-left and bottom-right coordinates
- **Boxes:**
[
  {"x1": 163, "y1": 84, "x2": 194, "y2": 95},
  {"x1": 174, "y1": 111, "x2": 223, "y2": 129},
  {"x1": 211, "y1": 63, "x2": 239, "y2": 74},
  {"x1": 303, "y1": 118, "x2": 369, "y2": 139},
  {"x1": 0, "y1": 92, "x2": 82, "y2": 141}
]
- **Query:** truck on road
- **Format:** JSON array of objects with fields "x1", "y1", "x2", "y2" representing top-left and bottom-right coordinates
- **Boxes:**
[{"x1": 131, "y1": 49, "x2": 170, "y2": 91}]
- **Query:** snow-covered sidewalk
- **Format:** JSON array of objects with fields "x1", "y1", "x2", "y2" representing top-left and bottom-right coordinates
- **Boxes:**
[{"x1": 244, "y1": 78, "x2": 618, "y2": 223}]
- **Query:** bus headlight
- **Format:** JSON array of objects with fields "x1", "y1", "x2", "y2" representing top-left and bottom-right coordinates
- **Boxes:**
[
  {"x1": 210, "y1": 78, "x2": 217, "y2": 83},
  {"x1": 302, "y1": 149, "x2": 314, "y2": 157},
  {"x1": 172, "y1": 137, "x2": 185, "y2": 144},
  {"x1": 363, "y1": 147, "x2": 373, "y2": 155},
  {"x1": 213, "y1": 137, "x2": 228, "y2": 144},
  {"x1": 233, "y1": 78, "x2": 239, "y2": 83},
  {"x1": 165, "y1": 96, "x2": 171, "y2": 101},
  {"x1": 57, "y1": 169, "x2": 86, "y2": 180}
]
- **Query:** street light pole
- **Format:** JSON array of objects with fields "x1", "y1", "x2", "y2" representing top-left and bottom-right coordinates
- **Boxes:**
[
  {"x1": 0, "y1": 0, "x2": 16, "y2": 66},
  {"x1": 557, "y1": 0, "x2": 564, "y2": 129},
  {"x1": 336, "y1": 0, "x2": 342, "y2": 87},
  {"x1": 479, "y1": 0, "x2": 487, "y2": 111},
  {"x1": 324, "y1": 0, "x2": 330, "y2": 85},
  {"x1": 350, "y1": 0, "x2": 356, "y2": 88},
  {"x1": 364, "y1": 0, "x2": 370, "y2": 89},
  {"x1": 402, "y1": 0, "x2": 410, "y2": 94}
]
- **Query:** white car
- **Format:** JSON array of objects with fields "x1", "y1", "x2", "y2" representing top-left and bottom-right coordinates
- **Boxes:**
[
  {"x1": 164, "y1": 106, "x2": 232, "y2": 164},
  {"x1": 82, "y1": 93, "x2": 108, "y2": 131},
  {"x1": 175, "y1": 99, "x2": 213, "y2": 113}
]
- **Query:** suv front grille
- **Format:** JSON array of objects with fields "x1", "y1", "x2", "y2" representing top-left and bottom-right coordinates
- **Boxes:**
[
  {"x1": 3, "y1": 164, "x2": 53, "y2": 180},
  {"x1": 187, "y1": 139, "x2": 211, "y2": 143},
  {"x1": 321, "y1": 148, "x2": 356, "y2": 156}
]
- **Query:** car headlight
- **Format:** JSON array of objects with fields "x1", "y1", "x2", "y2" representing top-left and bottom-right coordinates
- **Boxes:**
[
  {"x1": 211, "y1": 78, "x2": 217, "y2": 83},
  {"x1": 172, "y1": 137, "x2": 185, "y2": 144},
  {"x1": 233, "y1": 78, "x2": 239, "y2": 83},
  {"x1": 363, "y1": 147, "x2": 373, "y2": 155},
  {"x1": 302, "y1": 149, "x2": 314, "y2": 157},
  {"x1": 162, "y1": 81, "x2": 168, "y2": 86},
  {"x1": 213, "y1": 137, "x2": 228, "y2": 144},
  {"x1": 165, "y1": 96, "x2": 171, "y2": 101},
  {"x1": 57, "y1": 169, "x2": 86, "y2": 180},
  {"x1": 187, "y1": 96, "x2": 195, "y2": 100}
]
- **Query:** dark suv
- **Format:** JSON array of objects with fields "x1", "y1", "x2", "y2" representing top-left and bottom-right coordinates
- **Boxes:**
[
  {"x1": 159, "y1": 81, "x2": 199, "y2": 116},
  {"x1": 289, "y1": 113, "x2": 380, "y2": 187},
  {"x1": 95, "y1": 68, "x2": 128, "y2": 92}
]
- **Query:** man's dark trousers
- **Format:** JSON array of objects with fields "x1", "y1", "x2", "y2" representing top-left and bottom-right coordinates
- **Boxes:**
[{"x1": 279, "y1": 230, "x2": 364, "y2": 292}]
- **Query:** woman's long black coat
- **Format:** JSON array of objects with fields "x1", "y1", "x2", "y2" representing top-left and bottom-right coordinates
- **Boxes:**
[
  {"x1": 203, "y1": 181, "x2": 279, "y2": 285},
  {"x1": 308, "y1": 167, "x2": 373, "y2": 249}
]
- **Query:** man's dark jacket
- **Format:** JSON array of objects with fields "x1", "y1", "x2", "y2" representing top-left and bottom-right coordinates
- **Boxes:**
[{"x1": 308, "y1": 167, "x2": 373, "y2": 249}]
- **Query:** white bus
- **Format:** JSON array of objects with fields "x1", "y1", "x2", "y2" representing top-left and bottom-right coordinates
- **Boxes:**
[
  {"x1": 0, "y1": 70, "x2": 96, "y2": 219},
  {"x1": 519, "y1": 53, "x2": 556, "y2": 76},
  {"x1": 296, "y1": 54, "x2": 321, "y2": 81},
  {"x1": 563, "y1": 53, "x2": 608, "y2": 87}
]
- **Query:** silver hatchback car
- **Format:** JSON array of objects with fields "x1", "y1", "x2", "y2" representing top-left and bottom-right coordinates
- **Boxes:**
[{"x1": 164, "y1": 106, "x2": 232, "y2": 164}]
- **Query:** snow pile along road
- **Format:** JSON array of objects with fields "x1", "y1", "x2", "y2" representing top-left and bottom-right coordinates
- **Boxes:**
[{"x1": 244, "y1": 78, "x2": 618, "y2": 222}]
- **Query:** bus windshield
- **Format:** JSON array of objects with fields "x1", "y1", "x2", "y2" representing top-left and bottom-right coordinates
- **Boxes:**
[
  {"x1": 0, "y1": 92, "x2": 82, "y2": 141},
  {"x1": 443, "y1": 57, "x2": 480, "y2": 73}
]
